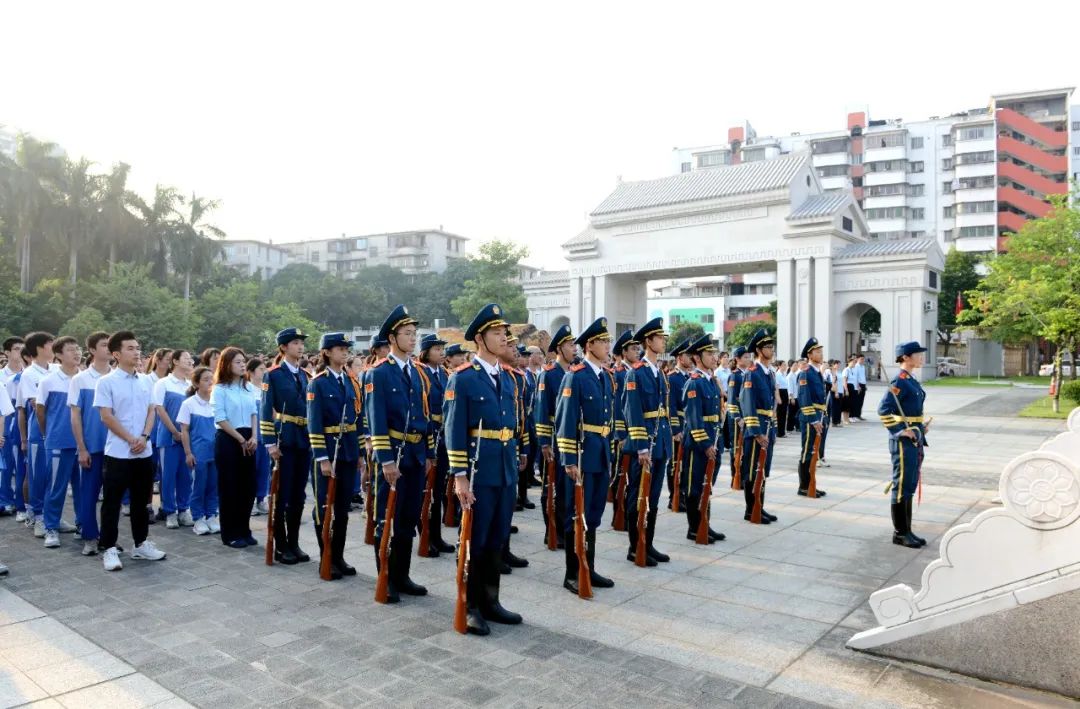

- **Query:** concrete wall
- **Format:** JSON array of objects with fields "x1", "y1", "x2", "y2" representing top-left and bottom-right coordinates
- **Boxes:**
[{"x1": 967, "y1": 338, "x2": 1005, "y2": 377}]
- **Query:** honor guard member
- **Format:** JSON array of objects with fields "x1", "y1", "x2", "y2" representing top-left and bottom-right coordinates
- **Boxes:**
[
  {"x1": 367, "y1": 305, "x2": 435, "y2": 601},
  {"x1": 444, "y1": 303, "x2": 525, "y2": 635},
  {"x1": 517, "y1": 344, "x2": 539, "y2": 510},
  {"x1": 445, "y1": 344, "x2": 467, "y2": 370},
  {"x1": 608, "y1": 330, "x2": 635, "y2": 506},
  {"x1": 878, "y1": 341, "x2": 930, "y2": 549},
  {"x1": 535, "y1": 324, "x2": 575, "y2": 548},
  {"x1": 261, "y1": 328, "x2": 312, "y2": 565},
  {"x1": 418, "y1": 333, "x2": 455, "y2": 556},
  {"x1": 665, "y1": 339, "x2": 692, "y2": 510},
  {"x1": 739, "y1": 329, "x2": 779, "y2": 524},
  {"x1": 496, "y1": 332, "x2": 529, "y2": 570},
  {"x1": 623, "y1": 317, "x2": 673, "y2": 566},
  {"x1": 555, "y1": 317, "x2": 616, "y2": 594},
  {"x1": 306, "y1": 332, "x2": 361, "y2": 579},
  {"x1": 796, "y1": 338, "x2": 828, "y2": 498},
  {"x1": 360, "y1": 336, "x2": 390, "y2": 493},
  {"x1": 725, "y1": 346, "x2": 751, "y2": 487},
  {"x1": 680, "y1": 335, "x2": 725, "y2": 543}
]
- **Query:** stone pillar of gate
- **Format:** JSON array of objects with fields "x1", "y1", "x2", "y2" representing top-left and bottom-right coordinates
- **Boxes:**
[
  {"x1": 795, "y1": 257, "x2": 814, "y2": 356},
  {"x1": 775, "y1": 258, "x2": 795, "y2": 359},
  {"x1": 813, "y1": 255, "x2": 835, "y2": 358}
]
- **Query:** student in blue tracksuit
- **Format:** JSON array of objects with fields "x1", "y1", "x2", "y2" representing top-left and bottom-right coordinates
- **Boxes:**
[
  {"x1": 37, "y1": 336, "x2": 82, "y2": 548},
  {"x1": 247, "y1": 357, "x2": 271, "y2": 516},
  {"x1": 18, "y1": 331, "x2": 55, "y2": 534},
  {"x1": 70, "y1": 332, "x2": 111, "y2": 556},
  {"x1": 153, "y1": 350, "x2": 194, "y2": 529},
  {"x1": 0, "y1": 336, "x2": 25, "y2": 517},
  {"x1": 178, "y1": 367, "x2": 219, "y2": 536}
]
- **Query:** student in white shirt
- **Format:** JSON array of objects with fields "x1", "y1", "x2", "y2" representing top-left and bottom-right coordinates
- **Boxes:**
[
  {"x1": 775, "y1": 361, "x2": 789, "y2": 437},
  {"x1": 153, "y1": 350, "x2": 194, "y2": 529},
  {"x1": 18, "y1": 331, "x2": 55, "y2": 533},
  {"x1": 177, "y1": 367, "x2": 219, "y2": 535}
]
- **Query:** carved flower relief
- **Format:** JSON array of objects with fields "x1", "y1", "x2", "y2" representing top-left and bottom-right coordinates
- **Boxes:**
[{"x1": 1006, "y1": 459, "x2": 1079, "y2": 524}]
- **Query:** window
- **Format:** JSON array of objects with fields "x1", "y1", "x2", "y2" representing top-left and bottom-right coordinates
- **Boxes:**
[
  {"x1": 850, "y1": 152, "x2": 863, "y2": 165},
  {"x1": 865, "y1": 207, "x2": 907, "y2": 220},
  {"x1": 811, "y1": 137, "x2": 849, "y2": 154},
  {"x1": 956, "y1": 151, "x2": 994, "y2": 165},
  {"x1": 944, "y1": 229, "x2": 954, "y2": 241},
  {"x1": 942, "y1": 157, "x2": 954, "y2": 170},
  {"x1": 852, "y1": 176, "x2": 863, "y2": 187},
  {"x1": 865, "y1": 159, "x2": 905, "y2": 173},
  {"x1": 911, "y1": 230, "x2": 926, "y2": 238},
  {"x1": 310, "y1": 251, "x2": 320, "y2": 262},
  {"x1": 1073, "y1": 121, "x2": 1080, "y2": 131},
  {"x1": 697, "y1": 151, "x2": 728, "y2": 168},
  {"x1": 908, "y1": 184, "x2": 925, "y2": 197},
  {"x1": 911, "y1": 208, "x2": 925, "y2": 220},
  {"x1": 871, "y1": 133, "x2": 906, "y2": 149},
  {"x1": 369, "y1": 246, "x2": 378, "y2": 257},
  {"x1": 742, "y1": 148, "x2": 766, "y2": 162},
  {"x1": 681, "y1": 162, "x2": 692, "y2": 173},
  {"x1": 942, "y1": 134, "x2": 953, "y2": 147},
  {"x1": 759, "y1": 285, "x2": 774, "y2": 295},
  {"x1": 866, "y1": 183, "x2": 905, "y2": 197},
  {"x1": 870, "y1": 231, "x2": 907, "y2": 240},
  {"x1": 943, "y1": 181, "x2": 954, "y2": 194},
  {"x1": 818, "y1": 165, "x2": 849, "y2": 177},
  {"x1": 909, "y1": 161, "x2": 924, "y2": 173},
  {"x1": 354, "y1": 238, "x2": 367, "y2": 250},
  {"x1": 956, "y1": 200, "x2": 996, "y2": 214},
  {"x1": 910, "y1": 137, "x2": 924, "y2": 149},
  {"x1": 943, "y1": 205, "x2": 955, "y2": 218},
  {"x1": 958, "y1": 225, "x2": 996, "y2": 238},
  {"x1": 842, "y1": 216, "x2": 853, "y2": 232},
  {"x1": 958, "y1": 175, "x2": 995, "y2": 189},
  {"x1": 1073, "y1": 147, "x2": 1080, "y2": 156},
  {"x1": 929, "y1": 271, "x2": 938, "y2": 289},
  {"x1": 958, "y1": 126, "x2": 987, "y2": 141},
  {"x1": 701, "y1": 314, "x2": 715, "y2": 324}
]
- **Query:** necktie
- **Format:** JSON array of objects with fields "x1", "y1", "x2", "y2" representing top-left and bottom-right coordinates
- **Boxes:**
[
  {"x1": 492, "y1": 371, "x2": 501, "y2": 397},
  {"x1": 403, "y1": 363, "x2": 412, "y2": 390},
  {"x1": 294, "y1": 370, "x2": 303, "y2": 392}
]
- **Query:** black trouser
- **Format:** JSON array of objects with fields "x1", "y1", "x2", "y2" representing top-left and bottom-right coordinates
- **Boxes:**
[
  {"x1": 855, "y1": 385, "x2": 866, "y2": 418},
  {"x1": 830, "y1": 396, "x2": 843, "y2": 426},
  {"x1": 845, "y1": 385, "x2": 857, "y2": 416},
  {"x1": 776, "y1": 390, "x2": 789, "y2": 436},
  {"x1": 100, "y1": 455, "x2": 154, "y2": 550},
  {"x1": 313, "y1": 455, "x2": 356, "y2": 561},
  {"x1": 215, "y1": 428, "x2": 256, "y2": 545},
  {"x1": 519, "y1": 431, "x2": 536, "y2": 502}
]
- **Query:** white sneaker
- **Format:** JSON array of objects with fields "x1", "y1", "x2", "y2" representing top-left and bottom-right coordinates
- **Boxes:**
[
  {"x1": 58, "y1": 519, "x2": 78, "y2": 533},
  {"x1": 166, "y1": 513, "x2": 179, "y2": 529},
  {"x1": 193, "y1": 519, "x2": 210, "y2": 536},
  {"x1": 43, "y1": 530, "x2": 60, "y2": 548},
  {"x1": 23, "y1": 512, "x2": 35, "y2": 528},
  {"x1": 103, "y1": 547, "x2": 122, "y2": 571},
  {"x1": 178, "y1": 510, "x2": 194, "y2": 527},
  {"x1": 81, "y1": 540, "x2": 98, "y2": 556},
  {"x1": 33, "y1": 520, "x2": 46, "y2": 538},
  {"x1": 131, "y1": 540, "x2": 166, "y2": 561},
  {"x1": 121, "y1": 505, "x2": 131, "y2": 516},
  {"x1": 256, "y1": 499, "x2": 269, "y2": 515},
  {"x1": 74, "y1": 525, "x2": 82, "y2": 539},
  {"x1": 207, "y1": 516, "x2": 221, "y2": 534},
  {"x1": 15, "y1": 511, "x2": 27, "y2": 522},
  {"x1": 250, "y1": 501, "x2": 262, "y2": 516}
]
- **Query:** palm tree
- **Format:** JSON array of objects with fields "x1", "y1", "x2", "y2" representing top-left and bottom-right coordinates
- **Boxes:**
[
  {"x1": 129, "y1": 184, "x2": 181, "y2": 283},
  {"x1": 98, "y1": 162, "x2": 140, "y2": 277},
  {"x1": 52, "y1": 157, "x2": 102, "y2": 286},
  {"x1": 172, "y1": 193, "x2": 226, "y2": 301},
  {"x1": 0, "y1": 134, "x2": 63, "y2": 291}
]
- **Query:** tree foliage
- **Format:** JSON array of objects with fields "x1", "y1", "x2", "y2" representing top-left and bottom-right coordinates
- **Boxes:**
[
  {"x1": 196, "y1": 280, "x2": 319, "y2": 353},
  {"x1": 936, "y1": 248, "x2": 981, "y2": 354},
  {"x1": 667, "y1": 321, "x2": 705, "y2": 353},
  {"x1": 451, "y1": 241, "x2": 529, "y2": 324},
  {"x1": 729, "y1": 319, "x2": 776, "y2": 351}
]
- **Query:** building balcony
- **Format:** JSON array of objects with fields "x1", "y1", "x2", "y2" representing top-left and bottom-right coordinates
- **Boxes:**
[
  {"x1": 998, "y1": 210, "x2": 1028, "y2": 234},
  {"x1": 864, "y1": 170, "x2": 907, "y2": 187},
  {"x1": 863, "y1": 145, "x2": 907, "y2": 163},
  {"x1": 819, "y1": 176, "x2": 851, "y2": 191},
  {"x1": 997, "y1": 160, "x2": 1067, "y2": 196},
  {"x1": 812, "y1": 152, "x2": 849, "y2": 168},
  {"x1": 953, "y1": 187, "x2": 996, "y2": 203},
  {"x1": 863, "y1": 194, "x2": 907, "y2": 209},
  {"x1": 954, "y1": 234, "x2": 999, "y2": 253},
  {"x1": 997, "y1": 136, "x2": 1067, "y2": 173},
  {"x1": 997, "y1": 186, "x2": 1051, "y2": 218},
  {"x1": 955, "y1": 212, "x2": 997, "y2": 229},
  {"x1": 865, "y1": 216, "x2": 907, "y2": 232},
  {"x1": 953, "y1": 137, "x2": 997, "y2": 155},
  {"x1": 955, "y1": 162, "x2": 997, "y2": 179},
  {"x1": 996, "y1": 108, "x2": 1068, "y2": 149}
]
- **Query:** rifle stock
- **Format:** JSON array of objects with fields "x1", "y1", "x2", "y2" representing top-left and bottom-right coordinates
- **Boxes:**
[
  {"x1": 808, "y1": 424, "x2": 821, "y2": 498},
  {"x1": 574, "y1": 481, "x2": 592, "y2": 599},
  {"x1": 731, "y1": 425, "x2": 743, "y2": 490},
  {"x1": 697, "y1": 456, "x2": 714, "y2": 544},
  {"x1": 635, "y1": 459, "x2": 650, "y2": 567},
  {"x1": 453, "y1": 503, "x2": 472, "y2": 633},
  {"x1": 750, "y1": 427, "x2": 767, "y2": 524},
  {"x1": 374, "y1": 484, "x2": 397, "y2": 603},
  {"x1": 443, "y1": 475, "x2": 458, "y2": 527},
  {"x1": 545, "y1": 458, "x2": 558, "y2": 550},
  {"x1": 613, "y1": 453, "x2": 628, "y2": 531},
  {"x1": 265, "y1": 459, "x2": 279, "y2": 565},
  {"x1": 364, "y1": 456, "x2": 375, "y2": 545},
  {"x1": 418, "y1": 464, "x2": 435, "y2": 557},
  {"x1": 319, "y1": 475, "x2": 337, "y2": 580},
  {"x1": 671, "y1": 441, "x2": 682, "y2": 513}
]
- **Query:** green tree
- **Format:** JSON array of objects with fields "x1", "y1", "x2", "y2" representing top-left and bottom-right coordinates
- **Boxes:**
[
  {"x1": 59, "y1": 306, "x2": 109, "y2": 344},
  {"x1": 451, "y1": 240, "x2": 529, "y2": 324},
  {"x1": 53, "y1": 157, "x2": 103, "y2": 287},
  {"x1": 97, "y1": 162, "x2": 140, "y2": 277},
  {"x1": 936, "y1": 249, "x2": 981, "y2": 356},
  {"x1": 196, "y1": 280, "x2": 320, "y2": 353},
  {"x1": 172, "y1": 193, "x2": 226, "y2": 301},
  {"x1": 0, "y1": 134, "x2": 64, "y2": 291},
  {"x1": 859, "y1": 308, "x2": 880, "y2": 336},
  {"x1": 667, "y1": 321, "x2": 705, "y2": 353},
  {"x1": 729, "y1": 319, "x2": 776, "y2": 351},
  {"x1": 129, "y1": 184, "x2": 182, "y2": 283},
  {"x1": 961, "y1": 193, "x2": 1080, "y2": 409}
]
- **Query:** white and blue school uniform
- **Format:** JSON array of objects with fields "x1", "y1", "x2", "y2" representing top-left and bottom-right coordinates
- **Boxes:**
[
  {"x1": 153, "y1": 375, "x2": 192, "y2": 515},
  {"x1": 0, "y1": 375, "x2": 15, "y2": 511},
  {"x1": 38, "y1": 369, "x2": 80, "y2": 532},
  {"x1": 176, "y1": 393, "x2": 218, "y2": 522},
  {"x1": 17, "y1": 363, "x2": 51, "y2": 517},
  {"x1": 70, "y1": 366, "x2": 109, "y2": 542}
]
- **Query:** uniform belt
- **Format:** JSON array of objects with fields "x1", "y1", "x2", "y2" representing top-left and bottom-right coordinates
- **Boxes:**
[
  {"x1": 756, "y1": 409, "x2": 776, "y2": 417},
  {"x1": 643, "y1": 408, "x2": 668, "y2": 419},
  {"x1": 469, "y1": 427, "x2": 514, "y2": 443},
  {"x1": 813, "y1": 403, "x2": 827, "y2": 411},
  {"x1": 389, "y1": 429, "x2": 424, "y2": 444},
  {"x1": 900, "y1": 416, "x2": 923, "y2": 423},
  {"x1": 275, "y1": 413, "x2": 308, "y2": 425},
  {"x1": 581, "y1": 423, "x2": 610, "y2": 436},
  {"x1": 324, "y1": 423, "x2": 357, "y2": 434},
  {"x1": 430, "y1": 414, "x2": 443, "y2": 423},
  {"x1": 702, "y1": 415, "x2": 720, "y2": 423}
]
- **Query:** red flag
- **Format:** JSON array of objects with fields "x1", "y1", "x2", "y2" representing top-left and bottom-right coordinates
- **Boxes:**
[{"x1": 954, "y1": 292, "x2": 963, "y2": 317}]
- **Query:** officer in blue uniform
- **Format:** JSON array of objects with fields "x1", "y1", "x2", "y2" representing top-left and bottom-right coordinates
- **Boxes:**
[
  {"x1": 444, "y1": 343, "x2": 467, "y2": 369},
  {"x1": 623, "y1": 317, "x2": 673, "y2": 566},
  {"x1": 726, "y1": 346, "x2": 751, "y2": 487},
  {"x1": 796, "y1": 337, "x2": 828, "y2": 498},
  {"x1": 739, "y1": 329, "x2": 779, "y2": 524},
  {"x1": 359, "y1": 335, "x2": 390, "y2": 517},
  {"x1": 496, "y1": 330, "x2": 529, "y2": 571},
  {"x1": 535, "y1": 324, "x2": 575, "y2": 549},
  {"x1": 260, "y1": 328, "x2": 312, "y2": 565},
  {"x1": 608, "y1": 329, "x2": 635, "y2": 512},
  {"x1": 444, "y1": 303, "x2": 525, "y2": 636},
  {"x1": 517, "y1": 344, "x2": 539, "y2": 511},
  {"x1": 666, "y1": 339, "x2": 692, "y2": 510},
  {"x1": 417, "y1": 333, "x2": 455, "y2": 556},
  {"x1": 680, "y1": 334, "x2": 725, "y2": 543},
  {"x1": 878, "y1": 341, "x2": 930, "y2": 549},
  {"x1": 367, "y1": 305, "x2": 436, "y2": 602},
  {"x1": 555, "y1": 317, "x2": 617, "y2": 594},
  {"x1": 306, "y1": 332, "x2": 362, "y2": 580}
]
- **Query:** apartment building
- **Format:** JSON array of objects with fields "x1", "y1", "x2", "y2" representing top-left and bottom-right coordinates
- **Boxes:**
[
  {"x1": 277, "y1": 228, "x2": 468, "y2": 277},
  {"x1": 220, "y1": 239, "x2": 290, "y2": 279}
]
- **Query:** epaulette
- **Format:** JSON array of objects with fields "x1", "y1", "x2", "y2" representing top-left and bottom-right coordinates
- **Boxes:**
[
  {"x1": 632, "y1": 361, "x2": 646, "y2": 369},
  {"x1": 602, "y1": 365, "x2": 614, "y2": 373},
  {"x1": 315, "y1": 369, "x2": 329, "y2": 378},
  {"x1": 614, "y1": 363, "x2": 624, "y2": 372},
  {"x1": 569, "y1": 363, "x2": 586, "y2": 372},
  {"x1": 543, "y1": 363, "x2": 555, "y2": 371},
  {"x1": 515, "y1": 367, "x2": 526, "y2": 376},
  {"x1": 690, "y1": 371, "x2": 701, "y2": 379},
  {"x1": 267, "y1": 364, "x2": 282, "y2": 373},
  {"x1": 500, "y1": 363, "x2": 515, "y2": 372},
  {"x1": 455, "y1": 362, "x2": 473, "y2": 372},
  {"x1": 748, "y1": 364, "x2": 758, "y2": 371},
  {"x1": 374, "y1": 357, "x2": 390, "y2": 367},
  {"x1": 898, "y1": 370, "x2": 910, "y2": 380}
]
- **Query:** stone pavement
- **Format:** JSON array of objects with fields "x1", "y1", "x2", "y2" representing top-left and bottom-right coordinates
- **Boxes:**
[{"x1": 1, "y1": 384, "x2": 1075, "y2": 708}]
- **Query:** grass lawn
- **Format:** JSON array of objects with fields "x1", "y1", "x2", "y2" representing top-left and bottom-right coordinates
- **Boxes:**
[
  {"x1": 924, "y1": 375, "x2": 1052, "y2": 387},
  {"x1": 1018, "y1": 396, "x2": 1075, "y2": 419}
]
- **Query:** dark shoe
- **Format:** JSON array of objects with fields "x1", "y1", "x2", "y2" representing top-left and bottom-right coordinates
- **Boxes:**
[
  {"x1": 510, "y1": 525, "x2": 519, "y2": 534},
  {"x1": 226, "y1": 539, "x2": 248, "y2": 548},
  {"x1": 556, "y1": 538, "x2": 565, "y2": 550},
  {"x1": 333, "y1": 559, "x2": 357, "y2": 576},
  {"x1": 275, "y1": 548, "x2": 300, "y2": 565},
  {"x1": 351, "y1": 493, "x2": 363, "y2": 504},
  {"x1": 466, "y1": 609, "x2": 490, "y2": 635},
  {"x1": 563, "y1": 577, "x2": 580, "y2": 595},
  {"x1": 499, "y1": 561, "x2": 512, "y2": 575},
  {"x1": 154, "y1": 508, "x2": 167, "y2": 522},
  {"x1": 590, "y1": 570, "x2": 614, "y2": 588},
  {"x1": 626, "y1": 551, "x2": 658, "y2": 567},
  {"x1": 744, "y1": 513, "x2": 771, "y2": 525},
  {"x1": 245, "y1": 535, "x2": 258, "y2": 546},
  {"x1": 481, "y1": 601, "x2": 522, "y2": 625},
  {"x1": 522, "y1": 500, "x2": 536, "y2": 510},
  {"x1": 708, "y1": 528, "x2": 725, "y2": 542},
  {"x1": 292, "y1": 546, "x2": 310, "y2": 563},
  {"x1": 515, "y1": 502, "x2": 524, "y2": 512},
  {"x1": 397, "y1": 576, "x2": 427, "y2": 595},
  {"x1": 797, "y1": 489, "x2": 827, "y2": 498},
  {"x1": 762, "y1": 510, "x2": 778, "y2": 522},
  {"x1": 893, "y1": 532, "x2": 923, "y2": 548},
  {"x1": 434, "y1": 538, "x2": 455, "y2": 554},
  {"x1": 905, "y1": 498, "x2": 926, "y2": 546},
  {"x1": 647, "y1": 546, "x2": 670, "y2": 563},
  {"x1": 503, "y1": 548, "x2": 529, "y2": 568},
  {"x1": 426, "y1": 544, "x2": 441, "y2": 558}
]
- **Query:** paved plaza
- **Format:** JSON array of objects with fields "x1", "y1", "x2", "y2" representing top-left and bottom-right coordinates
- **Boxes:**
[{"x1": 1, "y1": 384, "x2": 1074, "y2": 708}]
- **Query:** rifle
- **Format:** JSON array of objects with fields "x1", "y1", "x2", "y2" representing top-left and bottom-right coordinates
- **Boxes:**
[
  {"x1": 418, "y1": 425, "x2": 442, "y2": 557},
  {"x1": 671, "y1": 440, "x2": 683, "y2": 513},
  {"x1": 808, "y1": 394, "x2": 826, "y2": 497},
  {"x1": 264, "y1": 458, "x2": 279, "y2": 565},
  {"x1": 454, "y1": 420, "x2": 481, "y2": 633},
  {"x1": 545, "y1": 457, "x2": 558, "y2": 550},
  {"x1": 635, "y1": 395, "x2": 664, "y2": 567},
  {"x1": 612, "y1": 453, "x2": 629, "y2": 531},
  {"x1": 319, "y1": 390, "x2": 350, "y2": 581},
  {"x1": 731, "y1": 418, "x2": 743, "y2": 491},
  {"x1": 750, "y1": 418, "x2": 772, "y2": 524},
  {"x1": 443, "y1": 472, "x2": 458, "y2": 527},
  {"x1": 376, "y1": 371, "x2": 415, "y2": 599},
  {"x1": 574, "y1": 406, "x2": 592, "y2": 599},
  {"x1": 696, "y1": 426, "x2": 720, "y2": 545}
]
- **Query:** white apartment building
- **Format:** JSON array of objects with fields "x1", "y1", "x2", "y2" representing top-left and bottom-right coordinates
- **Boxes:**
[
  {"x1": 277, "y1": 228, "x2": 468, "y2": 277},
  {"x1": 220, "y1": 239, "x2": 290, "y2": 279},
  {"x1": 673, "y1": 88, "x2": 1075, "y2": 255},
  {"x1": 0, "y1": 127, "x2": 16, "y2": 158}
]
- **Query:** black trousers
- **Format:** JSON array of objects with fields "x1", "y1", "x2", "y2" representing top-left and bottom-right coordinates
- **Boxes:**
[
  {"x1": 776, "y1": 390, "x2": 789, "y2": 436},
  {"x1": 100, "y1": 455, "x2": 154, "y2": 550},
  {"x1": 215, "y1": 429, "x2": 256, "y2": 545},
  {"x1": 830, "y1": 396, "x2": 843, "y2": 426},
  {"x1": 855, "y1": 385, "x2": 867, "y2": 418}
]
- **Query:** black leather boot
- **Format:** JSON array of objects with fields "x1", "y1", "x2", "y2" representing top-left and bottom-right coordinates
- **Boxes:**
[
  {"x1": 373, "y1": 538, "x2": 398, "y2": 601},
  {"x1": 905, "y1": 498, "x2": 926, "y2": 546},
  {"x1": 626, "y1": 518, "x2": 657, "y2": 565},
  {"x1": 503, "y1": 540, "x2": 528, "y2": 568},
  {"x1": 273, "y1": 508, "x2": 298, "y2": 564},
  {"x1": 481, "y1": 549, "x2": 522, "y2": 624},
  {"x1": 646, "y1": 509, "x2": 669, "y2": 562},
  {"x1": 891, "y1": 502, "x2": 921, "y2": 548},
  {"x1": 761, "y1": 489, "x2": 778, "y2": 522},
  {"x1": 563, "y1": 544, "x2": 580, "y2": 595},
  {"x1": 466, "y1": 556, "x2": 489, "y2": 635},
  {"x1": 287, "y1": 505, "x2": 310, "y2": 562},
  {"x1": 586, "y1": 529, "x2": 613, "y2": 588},
  {"x1": 393, "y1": 537, "x2": 427, "y2": 596},
  {"x1": 331, "y1": 514, "x2": 354, "y2": 576},
  {"x1": 429, "y1": 494, "x2": 455, "y2": 554},
  {"x1": 685, "y1": 494, "x2": 701, "y2": 541}
]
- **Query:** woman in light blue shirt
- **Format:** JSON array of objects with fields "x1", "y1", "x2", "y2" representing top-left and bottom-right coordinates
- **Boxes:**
[{"x1": 211, "y1": 347, "x2": 258, "y2": 549}]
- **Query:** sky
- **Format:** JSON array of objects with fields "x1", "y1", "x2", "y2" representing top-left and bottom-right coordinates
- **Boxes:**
[{"x1": 3, "y1": 1, "x2": 1079, "y2": 270}]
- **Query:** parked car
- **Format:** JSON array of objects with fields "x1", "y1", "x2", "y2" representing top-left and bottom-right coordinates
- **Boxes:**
[
  {"x1": 937, "y1": 357, "x2": 966, "y2": 377},
  {"x1": 1039, "y1": 363, "x2": 1075, "y2": 377}
]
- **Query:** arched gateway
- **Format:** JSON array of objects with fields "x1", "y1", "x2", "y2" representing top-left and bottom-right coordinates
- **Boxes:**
[{"x1": 525, "y1": 153, "x2": 944, "y2": 378}]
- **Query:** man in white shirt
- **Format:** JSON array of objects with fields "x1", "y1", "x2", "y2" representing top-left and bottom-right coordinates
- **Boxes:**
[
  {"x1": 852, "y1": 354, "x2": 868, "y2": 421},
  {"x1": 18, "y1": 331, "x2": 55, "y2": 534}
]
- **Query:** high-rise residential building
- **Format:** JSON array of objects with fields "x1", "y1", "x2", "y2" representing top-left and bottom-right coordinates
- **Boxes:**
[
  {"x1": 0, "y1": 127, "x2": 16, "y2": 158},
  {"x1": 672, "y1": 87, "x2": 1075, "y2": 254},
  {"x1": 277, "y1": 228, "x2": 468, "y2": 277},
  {"x1": 220, "y1": 239, "x2": 290, "y2": 280}
]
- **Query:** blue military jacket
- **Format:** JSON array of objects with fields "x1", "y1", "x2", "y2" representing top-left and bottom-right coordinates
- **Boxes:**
[
  {"x1": 613, "y1": 364, "x2": 628, "y2": 442},
  {"x1": 534, "y1": 363, "x2": 567, "y2": 454},
  {"x1": 727, "y1": 369, "x2": 745, "y2": 422},
  {"x1": 682, "y1": 371, "x2": 723, "y2": 452},
  {"x1": 554, "y1": 361, "x2": 616, "y2": 472},
  {"x1": 523, "y1": 368, "x2": 539, "y2": 448},
  {"x1": 366, "y1": 357, "x2": 435, "y2": 467},
  {"x1": 667, "y1": 368, "x2": 690, "y2": 436},
  {"x1": 878, "y1": 370, "x2": 928, "y2": 444},
  {"x1": 443, "y1": 361, "x2": 520, "y2": 486},
  {"x1": 306, "y1": 369, "x2": 360, "y2": 462},
  {"x1": 623, "y1": 359, "x2": 672, "y2": 459},
  {"x1": 797, "y1": 366, "x2": 828, "y2": 425},
  {"x1": 421, "y1": 361, "x2": 447, "y2": 441},
  {"x1": 260, "y1": 363, "x2": 310, "y2": 449},
  {"x1": 739, "y1": 363, "x2": 777, "y2": 438}
]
